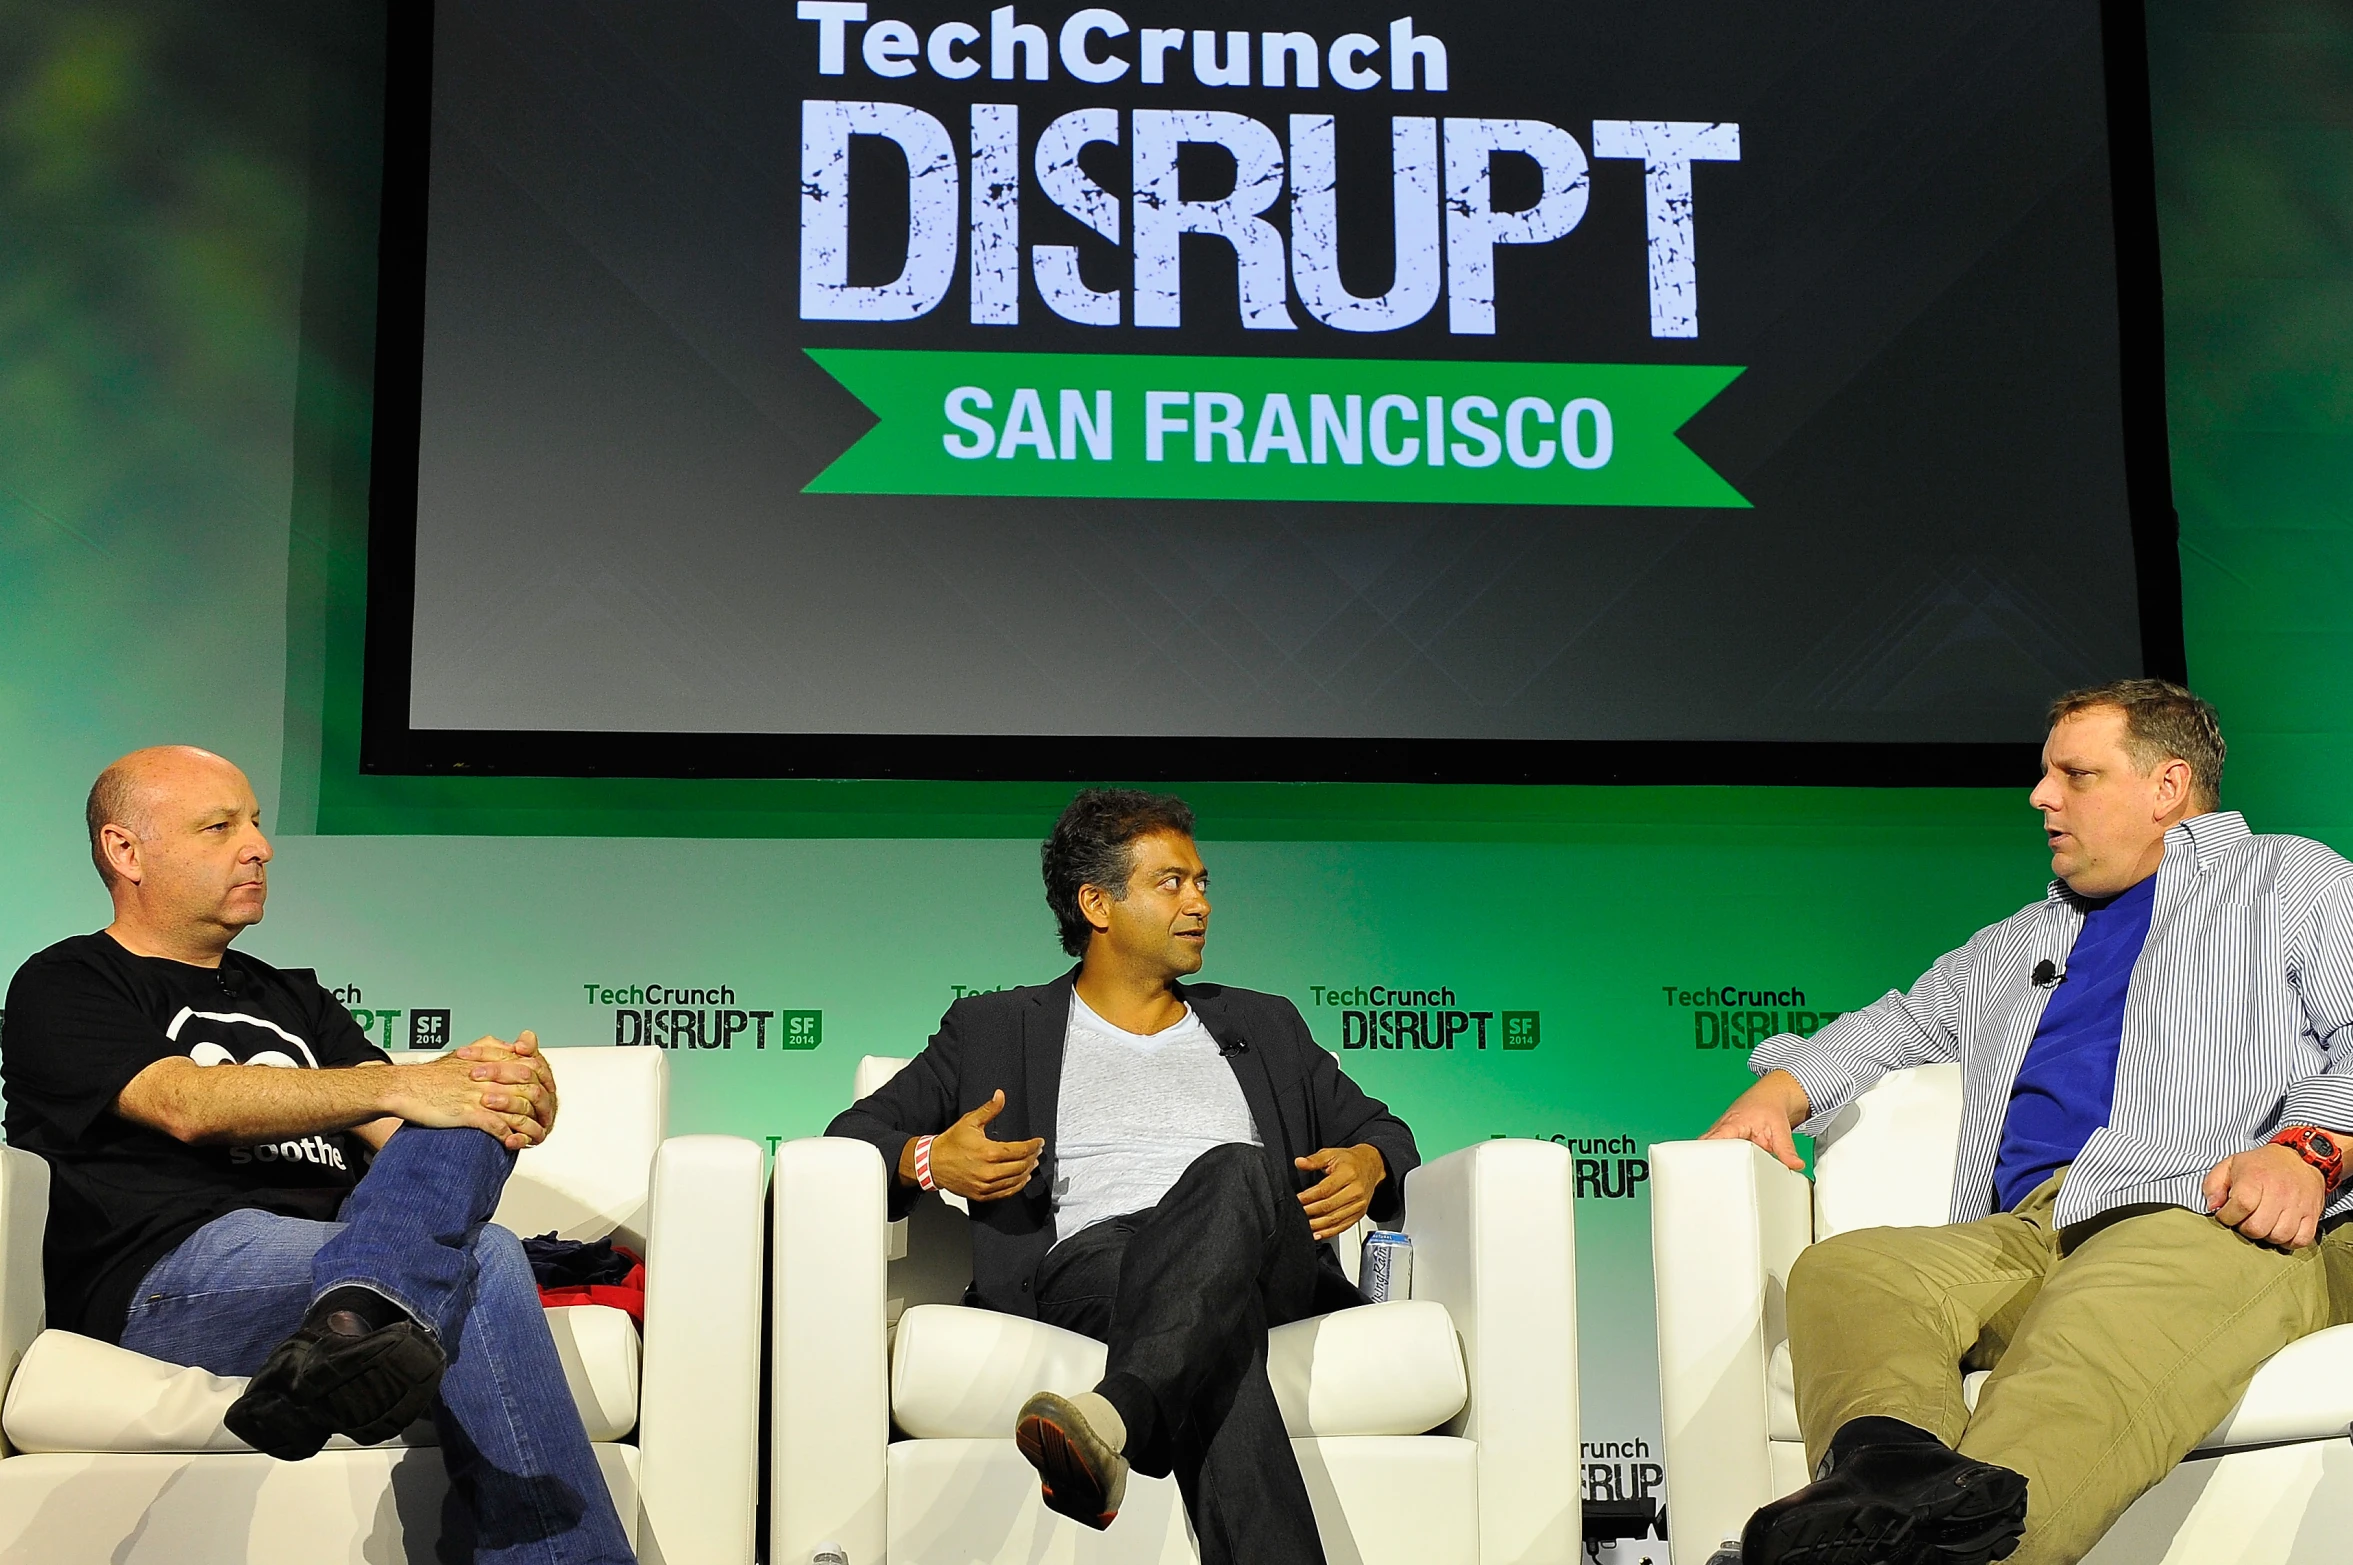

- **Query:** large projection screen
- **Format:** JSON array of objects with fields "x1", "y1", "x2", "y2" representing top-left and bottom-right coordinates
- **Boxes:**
[{"x1": 363, "y1": 0, "x2": 2180, "y2": 782}]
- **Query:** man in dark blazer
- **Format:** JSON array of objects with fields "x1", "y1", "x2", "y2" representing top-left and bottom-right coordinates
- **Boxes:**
[{"x1": 829, "y1": 788, "x2": 1419, "y2": 1565}]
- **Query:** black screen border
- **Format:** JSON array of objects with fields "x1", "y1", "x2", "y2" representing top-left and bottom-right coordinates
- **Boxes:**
[{"x1": 359, "y1": 0, "x2": 2182, "y2": 788}]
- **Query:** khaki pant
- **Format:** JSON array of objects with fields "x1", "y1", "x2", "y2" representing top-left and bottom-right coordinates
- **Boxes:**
[{"x1": 1787, "y1": 1172, "x2": 2351, "y2": 1565}]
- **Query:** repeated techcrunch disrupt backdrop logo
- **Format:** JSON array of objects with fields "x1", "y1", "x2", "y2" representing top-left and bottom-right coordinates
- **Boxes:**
[
  {"x1": 1308, "y1": 981, "x2": 1537, "y2": 1052},
  {"x1": 583, "y1": 980, "x2": 823, "y2": 1050},
  {"x1": 1664, "y1": 982, "x2": 1844, "y2": 1051},
  {"x1": 790, "y1": 6, "x2": 1747, "y2": 506},
  {"x1": 328, "y1": 983, "x2": 453, "y2": 1051}
]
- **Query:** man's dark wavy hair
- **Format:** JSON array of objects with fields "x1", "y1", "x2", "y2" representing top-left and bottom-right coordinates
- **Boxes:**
[{"x1": 1042, "y1": 789, "x2": 1198, "y2": 957}]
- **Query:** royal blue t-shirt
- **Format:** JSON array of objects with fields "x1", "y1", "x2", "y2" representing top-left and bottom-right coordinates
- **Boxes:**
[{"x1": 1991, "y1": 873, "x2": 2159, "y2": 1212}]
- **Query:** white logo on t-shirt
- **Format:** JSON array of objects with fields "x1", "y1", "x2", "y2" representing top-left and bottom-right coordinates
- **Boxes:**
[
  {"x1": 165, "y1": 1006, "x2": 320, "y2": 1068},
  {"x1": 162, "y1": 1005, "x2": 343, "y2": 1170}
]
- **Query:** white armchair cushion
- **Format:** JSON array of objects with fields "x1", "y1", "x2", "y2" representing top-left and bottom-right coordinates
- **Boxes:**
[
  {"x1": 889, "y1": 1300, "x2": 1466, "y2": 1440},
  {"x1": 2, "y1": 1304, "x2": 641, "y2": 1453},
  {"x1": 1264, "y1": 1302, "x2": 1468, "y2": 1438},
  {"x1": 1808, "y1": 1062, "x2": 1964, "y2": 1240},
  {"x1": 4, "y1": 1332, "x2": 259, "y2": 1455},
  {"x1": 542, "y1": 1302, "x2": 643, "y2": 1440}
]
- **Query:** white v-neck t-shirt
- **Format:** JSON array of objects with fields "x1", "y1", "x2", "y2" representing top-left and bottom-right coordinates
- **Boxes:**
[{"x1": 1049, "y1": 991, "x2": 1263, "y2": 1246}]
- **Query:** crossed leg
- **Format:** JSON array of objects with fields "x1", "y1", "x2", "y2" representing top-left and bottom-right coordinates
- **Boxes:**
[{"x1": 120, "y1": 1126, "x2": 635, "y2": 1565}]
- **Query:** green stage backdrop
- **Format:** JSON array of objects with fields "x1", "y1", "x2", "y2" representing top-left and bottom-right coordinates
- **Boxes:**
[{"x1": 2, "y1": 0, "x2": 2347, "y2": 1536}]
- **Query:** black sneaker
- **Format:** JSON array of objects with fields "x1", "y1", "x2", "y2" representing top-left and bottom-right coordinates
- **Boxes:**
[
  {"x1": 1742, "y1": 1423, "x2": 2028, "y2": 1565},
  {"x1": 224, "y1": 1290, "x2": 446, "y2": 1461},
  {"x1": 1015, "y1": 1391, "x2": 1129, "y2": 1531}
]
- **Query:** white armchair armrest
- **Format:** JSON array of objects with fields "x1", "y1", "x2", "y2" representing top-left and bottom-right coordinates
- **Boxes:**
[
  {"x1": 1650, "y1": 1139, "x2": 1813, "y2": 1564},
  {"x1": 638, "y1": 1134, "x2": 765, "y2": 1565},
  {"x1": 1405, "y1": 1138, "x2": 1579, "y2": 1565},
  {"x1": 771, "y1": 1136, "x2": 891, "y2": 1565},
  {"x1": 0, "y1": 1148, "x2": 49, "y2": 1462}
]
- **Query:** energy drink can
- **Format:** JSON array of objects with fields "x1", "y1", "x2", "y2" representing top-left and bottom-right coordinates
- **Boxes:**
[{"x1": 1361, "y1": 1230, "x2": 1413, "y2": 1303}]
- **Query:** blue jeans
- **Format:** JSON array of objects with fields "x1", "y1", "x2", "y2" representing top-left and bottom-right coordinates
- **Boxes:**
[{"x1": 121, "y1": 1125, "x2": 635, "y2": 1565}]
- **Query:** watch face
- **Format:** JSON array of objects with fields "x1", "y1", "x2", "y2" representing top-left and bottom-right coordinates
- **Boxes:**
[{"x1": 2311, "y1": 1132, "x2": 2338, "y2": 1161}]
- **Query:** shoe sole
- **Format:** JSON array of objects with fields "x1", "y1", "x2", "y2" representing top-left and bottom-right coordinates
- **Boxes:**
[
  {"x1": 1752, "y1": 1465, "x2": 2026, "y2": 1565},
  {"x1": 1015, "y1": 1394, "x2": 1125, "y2": 1531}
]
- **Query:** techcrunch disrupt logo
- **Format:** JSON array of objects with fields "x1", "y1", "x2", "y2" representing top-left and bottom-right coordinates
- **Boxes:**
[
  {"x1": 1309, "y1": 983, "x2": 1535, "y2": 1052},
  {"x1": 332, "y1": 984, "x2": 453, "y2": 1051},
  {"x1": 1663, "y1": 983, "x2": 1843, "y2": 1051},
  {"x1": 796, "y1": 11, "x2": 1743, "y2": 341},
  {"x1": 792, "y1": 8, "x2": 1750, "y2": 508},
  {"x1": 583, "y1": 981, "x2": 821, "y2": 1050}
]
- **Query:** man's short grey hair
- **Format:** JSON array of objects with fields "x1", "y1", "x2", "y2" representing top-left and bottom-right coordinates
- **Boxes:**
[{"x1": 2048, "y1": 679, "x2": 2226, "y2": 811}]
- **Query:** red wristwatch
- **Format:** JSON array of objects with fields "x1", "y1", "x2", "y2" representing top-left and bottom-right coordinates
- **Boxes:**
[{"x1": 2270, "y1": 1126, "x2": 2345, "y2": 1192}]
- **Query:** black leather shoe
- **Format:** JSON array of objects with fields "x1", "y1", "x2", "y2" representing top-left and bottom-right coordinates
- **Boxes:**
[
  {"x1": 221, "y1": 1359, "x2": 333, "y2": 1461},
  {"x1": 224, "y1": 1294, "x2": 446, "y2": 1460},
  {"x1": 1742, "y1": 1428, "x2": 2027, "y2": 1565}
]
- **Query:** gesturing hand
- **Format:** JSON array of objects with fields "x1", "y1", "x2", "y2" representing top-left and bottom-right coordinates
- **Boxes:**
[
  {"x1": 1295, "y1": 1144, "x2": 1387, "y2": 1241},
  {"x1": 2204, "y1": 1144, "x2": 2326, "y2": 1249},
  {"x1": 910, "y1": 1090, "x2": 1045, "y2": 1202}
]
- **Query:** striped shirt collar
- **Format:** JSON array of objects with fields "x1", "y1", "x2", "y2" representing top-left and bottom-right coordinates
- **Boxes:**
[{"x1": 2043, "y1": 810, "x2": 2251, "y2": 904}]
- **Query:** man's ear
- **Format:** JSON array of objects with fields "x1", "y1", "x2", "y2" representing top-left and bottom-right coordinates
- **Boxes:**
[
  {"x1": 2152, "y1": 756, "x2": 2194, "y2": 818},
  {"x1": 100, "y1": 824, "x2": 144, "y2": 886},
  {"x1": 1075, "y1": 882, "x2": 1115, "y2": 936}
]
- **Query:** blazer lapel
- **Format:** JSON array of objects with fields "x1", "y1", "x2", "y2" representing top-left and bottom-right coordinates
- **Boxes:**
[
  {"x1": 1023, "y1": 968, "x2": 1079, "y2": 1159},
  {"x1": 1187, "y1": 985, "x2": 1293, "y2": 1163}
]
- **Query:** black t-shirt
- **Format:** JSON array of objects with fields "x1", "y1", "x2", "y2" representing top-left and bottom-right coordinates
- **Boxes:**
[{"x1": 0, "y1": 933, "x2": 389, "y2": 1341}]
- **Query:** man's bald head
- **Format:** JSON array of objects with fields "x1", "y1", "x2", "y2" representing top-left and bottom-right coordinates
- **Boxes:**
[
  {"x1": 85, "y1": 746, "x2": 272, "y2": 962},
  {"x1": 86, "y1": 746, "x2": 242, "y2": 887}
]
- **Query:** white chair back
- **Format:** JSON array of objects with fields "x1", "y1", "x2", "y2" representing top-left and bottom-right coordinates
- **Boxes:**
[
  {"x1": 397, "y1": 1046, "x2": 668, "y2": 1251},
  {"x1": 856, "y1": 1056, "x2": 977, "y2": 1321},
  {"x1": 854, "y1": 1054, "x2": 910, "y2": 1101},
  {"x1": 1808, "y1": 1062, "x2": 1964, "y2": 1241}
]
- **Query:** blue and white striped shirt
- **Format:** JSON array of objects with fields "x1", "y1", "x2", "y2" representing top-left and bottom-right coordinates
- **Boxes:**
[{"x1": 1753, "y1": 811, "x2": 2353, "y2": 1227}]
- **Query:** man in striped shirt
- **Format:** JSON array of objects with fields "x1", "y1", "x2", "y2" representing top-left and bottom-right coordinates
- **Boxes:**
[{"x1": 1704, "y1": 680, "x2": 2353, "y2": 1565}]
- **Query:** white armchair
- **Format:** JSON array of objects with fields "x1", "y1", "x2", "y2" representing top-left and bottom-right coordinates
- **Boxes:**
[
  {"x1": 770, "y1": 1056, "x2": 1580, "y2": 1565},
  {"x1": 0, "y1": 1046, "x2": 764, "y2": 1565},
  {"x1": 1650, "y1": 1062, "x2": 2353, "y2": 1565}
]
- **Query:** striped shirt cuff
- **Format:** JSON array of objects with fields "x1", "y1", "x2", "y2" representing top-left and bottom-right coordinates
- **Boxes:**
[
  {"x1": 1751, "y1": 1034, "x2": 1860, "y2": 1137},
  {"x1": 2280, "y1": 1077, "x2": 2353, "y2": 1138}
]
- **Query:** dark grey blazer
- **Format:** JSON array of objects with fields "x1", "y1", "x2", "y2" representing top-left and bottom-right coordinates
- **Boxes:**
[{"x1": 826, "y1": 968, "x2": 1421, "y2": 1318}]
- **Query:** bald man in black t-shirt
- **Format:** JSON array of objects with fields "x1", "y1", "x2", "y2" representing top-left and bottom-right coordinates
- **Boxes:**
[{"x1": 1, "y1": 746, "x2": 635, "y2": 1565}]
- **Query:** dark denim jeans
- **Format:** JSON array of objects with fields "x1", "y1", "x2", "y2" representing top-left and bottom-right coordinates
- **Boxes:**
[{"x1": 120, "y1": 1124, "x2": 635, "y2": 1565}]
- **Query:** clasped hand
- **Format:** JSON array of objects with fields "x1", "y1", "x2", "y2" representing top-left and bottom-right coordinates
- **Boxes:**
[{"x1": 399, "y1": 1030, "x2": 560, "y2": 1150}]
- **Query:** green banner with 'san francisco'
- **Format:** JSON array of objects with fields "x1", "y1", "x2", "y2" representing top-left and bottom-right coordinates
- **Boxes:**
[{"x1": 804, "y1": 349, "x2": 1748, "y2": 508}]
